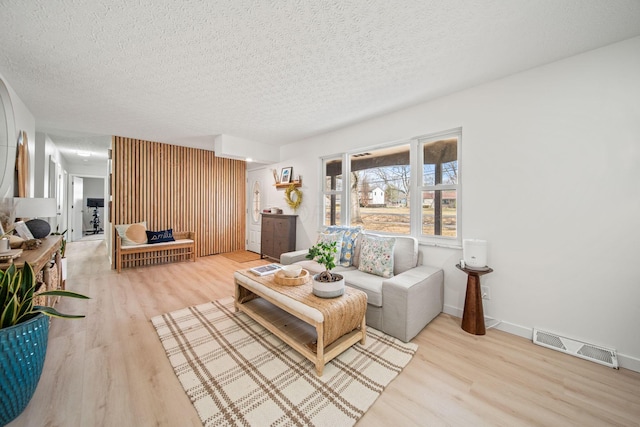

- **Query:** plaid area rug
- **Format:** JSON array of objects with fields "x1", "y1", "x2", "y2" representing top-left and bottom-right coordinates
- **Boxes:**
[{"x1": 152, "y1": 297, "x2": 417, "y2": 427}]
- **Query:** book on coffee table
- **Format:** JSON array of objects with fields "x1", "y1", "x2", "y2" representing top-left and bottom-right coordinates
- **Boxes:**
[{"x1": 249, "y1": 263, "x2": 282, "y2": 276}]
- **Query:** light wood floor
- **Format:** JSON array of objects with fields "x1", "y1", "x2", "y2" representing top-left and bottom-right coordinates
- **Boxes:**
[{"x1": 9, "y1": 240, "x2": 640, "y2": 426}]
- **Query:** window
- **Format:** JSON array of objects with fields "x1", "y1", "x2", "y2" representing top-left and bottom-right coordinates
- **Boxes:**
[
  {"x1": 419, "y1": 133, "x2": 459, "y2": 240},
  {"x1": 321, "y1": 128, "x2": 461, "y2": 245},
  {"x1": 322, "y1": 157, "x2": 343, "y2": 226},
  {"x1": 350, "y1": 144, "x2": 411, "y2": 234}
]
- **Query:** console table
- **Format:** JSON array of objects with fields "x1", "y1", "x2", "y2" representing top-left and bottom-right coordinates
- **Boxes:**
[
  {"x1": 0, "y1": 235, "x2": 63, "y2": 306},
  {"x1": 456, "y1": 263, "x2": 493, "y2": 335}
]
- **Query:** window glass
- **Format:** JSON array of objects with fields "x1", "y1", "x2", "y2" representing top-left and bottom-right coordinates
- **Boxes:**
[
  {"x1": 324, "y1": 158, "x2": 342, "y2": 192},
  {"x1": 422, "y1": 190, "x2": 457, "y2": 237},
  {"x1": 323, "y1": 194, "x2": 341, "y2": 226},
  {"x1": 420, "y1": 134, "x2": 459, "y2": 240},
  {"x1": 422, "y1": 138, "x2": 458, "y2": 185},
  {"x1": 350, "y1": 144, "x2": 411, "y2": 234},
  {"x1": 322, "y1": 156, "x2": 343, "y2": 226}
]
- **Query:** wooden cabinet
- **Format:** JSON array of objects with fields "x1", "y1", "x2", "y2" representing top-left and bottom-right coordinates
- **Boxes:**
[{"x1": 261, "y1": 214, "x2": 297, "y2": 261}]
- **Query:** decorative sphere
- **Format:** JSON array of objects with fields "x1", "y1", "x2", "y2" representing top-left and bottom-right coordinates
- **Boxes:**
[{"x1": 25, "y1": 219, "x2": 51, "y2": 239}]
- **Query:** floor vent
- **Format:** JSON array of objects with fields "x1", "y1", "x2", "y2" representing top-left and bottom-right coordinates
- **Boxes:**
[{"x1": 533, "y1": 328, "x2": 618, "y2": 369}]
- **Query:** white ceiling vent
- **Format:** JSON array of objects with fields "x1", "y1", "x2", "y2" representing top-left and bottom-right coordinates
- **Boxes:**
[{"x1": 533, "y1": 329, "x2": 618, "y2": 369}]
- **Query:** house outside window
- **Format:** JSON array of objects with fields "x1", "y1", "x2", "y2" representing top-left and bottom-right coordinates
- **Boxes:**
[
  {"x1": 349, "y1": 144, "x2": 411, "y2": 235},
  {"x1": 321, "y1": 128, "x2": 461, "y2": 246}
]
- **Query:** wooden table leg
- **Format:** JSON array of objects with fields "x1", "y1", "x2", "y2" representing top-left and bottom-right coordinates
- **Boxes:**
[
  {"x1": 316, "y1": 322, "x2": 325, "y2": 376},
  {"x1": 461, "y1": 274, "x2": 486, "y2": 335}
]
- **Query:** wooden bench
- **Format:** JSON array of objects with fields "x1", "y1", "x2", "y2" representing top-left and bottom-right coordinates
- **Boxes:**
[{"x1": 115, "y1": 231, "x2": 196, "y2": 273}]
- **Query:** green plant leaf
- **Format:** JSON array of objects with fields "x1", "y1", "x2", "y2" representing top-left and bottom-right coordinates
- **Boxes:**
[
  {"x1": 33, "y1": 305, "x2": 86, "y2": 319},
  {"x1": 0, "y1": 261, "x2": 89, "y2": 329},
  {"x1": 305, "y1": 241, "x2": 338, "y2": 273},
  {"x1": 1, "y1": 294, "x2": 19, "y2": 328},
  {"x1": 18, "y1": 262, "x2": 35, "y2": 296},
  {"x1": 16, "y1": 292, "x2": 34, "y2": 320},
  {"x1": 38, "y1": 290, "x2": 90, "y2": 299},
  {"x1": 0, "y1": 268, "x2": 10, "y2": 307}
]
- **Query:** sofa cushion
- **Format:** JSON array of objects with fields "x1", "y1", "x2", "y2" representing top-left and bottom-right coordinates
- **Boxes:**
[
  {"x1": 325, "y1": 225, "x2": 363, "y2": 267},
  {"x1": 341, "y1": 269, "x2": 384, "y2": 307},
  {"x1": 392, "y1": 235, "x2": 419, "y2": 275},
  {"x1": 294, "y1": 260, "x2": 325, "y2": 275},
  {"x1": 295, "y1": 260, "x2": 354, "y2": 277},
  {"x1": 358, "y1": 234, "x2": 396, "y2": 278}
]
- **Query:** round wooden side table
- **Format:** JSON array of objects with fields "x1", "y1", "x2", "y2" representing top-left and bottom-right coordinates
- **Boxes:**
[{"x1": 456, "y1": 264, "x2": 493, "y2": 335}]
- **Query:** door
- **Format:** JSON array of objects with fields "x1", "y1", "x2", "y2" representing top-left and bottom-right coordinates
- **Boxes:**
[
  {"x1": 246, "y1": 169, "x2": 263, "y2": 253},
  {"x1": 71, "y1": 176, "x2": 84, "y2": 241}
]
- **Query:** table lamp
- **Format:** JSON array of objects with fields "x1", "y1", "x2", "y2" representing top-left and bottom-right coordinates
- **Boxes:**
[{"x1": 14, "y1": 197, "x2": 57, "y2": 238}]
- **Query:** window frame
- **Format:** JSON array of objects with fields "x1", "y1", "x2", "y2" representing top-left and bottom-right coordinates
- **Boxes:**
[
  {"x1": 416, "y1": 128, "x2": 462, "y2": 246},
  {"x1": 319, "y1": 128, "x2": 462, "y2": 247}
]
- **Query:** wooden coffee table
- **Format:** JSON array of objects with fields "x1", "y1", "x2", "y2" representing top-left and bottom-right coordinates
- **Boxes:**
[{"x1": 234, "y1": 268, "x2": 367, "y2": 376}]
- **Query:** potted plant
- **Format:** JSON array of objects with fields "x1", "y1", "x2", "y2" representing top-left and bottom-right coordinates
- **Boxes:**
[
  {"x1": 0, "y1": 262, "x2": 89, "y2": 425},
  {"x1": 306, "y1": 241, "x2": 345, "y2": 298}
]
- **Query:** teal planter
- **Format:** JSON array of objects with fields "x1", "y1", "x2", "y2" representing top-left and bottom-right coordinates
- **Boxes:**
[{"x1": 0, "y1": 313, "x2": 49, "y2": 425}]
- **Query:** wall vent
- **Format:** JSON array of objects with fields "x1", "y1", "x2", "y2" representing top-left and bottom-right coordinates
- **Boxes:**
[{"x1": 533, "y1": 328, "x2": 618, "y2": 369}]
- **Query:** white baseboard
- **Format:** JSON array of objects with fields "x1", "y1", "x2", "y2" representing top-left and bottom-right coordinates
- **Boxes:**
[
  {"x1": 617, "y1": 354, "x2": 640, "y2": 372},
  {"x1": 441, "y1": 305, "x2": 639, "y2": 373}
]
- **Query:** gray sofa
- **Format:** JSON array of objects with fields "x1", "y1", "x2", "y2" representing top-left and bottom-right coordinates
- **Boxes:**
[{"x1": 280, "y1": 233, "x2": 443, "y2": 342}]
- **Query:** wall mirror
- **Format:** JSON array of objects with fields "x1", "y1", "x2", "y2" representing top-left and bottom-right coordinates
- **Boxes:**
[{"x1": 0, "y1": 78, "x2": 16, "y2": 198}]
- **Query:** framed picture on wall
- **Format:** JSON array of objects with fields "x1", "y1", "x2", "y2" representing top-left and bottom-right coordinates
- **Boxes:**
[{"x1": 280, "y1": 167, "x2": 293, "y2": 184}]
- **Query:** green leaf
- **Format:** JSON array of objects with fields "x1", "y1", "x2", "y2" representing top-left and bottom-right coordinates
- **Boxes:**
[
  {"x1": 16, "y1": 294, "x2": 34, "y2": 320},
  {"x1": 33, "y1": 305, "x2": 86, "y2": 319},
  {"x1": 1, "y1": 295, "x2": 19, "y2": 328},
  {"x1": 0, "y1": 269, "x2": 10, "y2": 307},
  {"x1": 19, "y1": 263, "x2": 35, "y2": 296},
  {"x1": 38, "y1": 290, "x2": 91, "y2": 299},
  {"x1": 1, "y1": 261, "x2": 89, "y2": 329}
]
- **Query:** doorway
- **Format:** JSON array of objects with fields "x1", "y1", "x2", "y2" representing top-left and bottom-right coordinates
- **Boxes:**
[{"x1": 68, "y1": 175, "x2": 106, "y2": 242}]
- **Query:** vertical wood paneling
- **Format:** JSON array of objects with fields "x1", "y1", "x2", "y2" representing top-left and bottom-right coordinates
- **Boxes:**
[{"x1": 111, "y1": 136, "x2": 246, "y2": 268}]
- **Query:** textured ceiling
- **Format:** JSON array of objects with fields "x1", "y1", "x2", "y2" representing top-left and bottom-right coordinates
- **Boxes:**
[{"x1": 1, "y1": 0, "x2": 640, "y2": 162}]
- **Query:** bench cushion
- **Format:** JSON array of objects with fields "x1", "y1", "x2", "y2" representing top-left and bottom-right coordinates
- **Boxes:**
[{"x1": 120, "y1": 238, "x2": 193, "y2": 250}]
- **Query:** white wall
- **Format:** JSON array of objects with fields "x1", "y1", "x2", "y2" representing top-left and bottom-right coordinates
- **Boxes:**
[{"x1": 261, "y1": 36, "x2": 640, "y2": 370}]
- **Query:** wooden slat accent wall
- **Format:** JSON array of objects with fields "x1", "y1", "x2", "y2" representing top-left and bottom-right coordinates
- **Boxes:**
[{"x1": 111, "y1": 136, "x2": 246, "y2": 268}]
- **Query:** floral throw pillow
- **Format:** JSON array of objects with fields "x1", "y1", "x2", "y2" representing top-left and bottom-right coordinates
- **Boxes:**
[
  {"x1": 325, "y1": 225, "x2": 363, "y2": 267},
  {"x1": 358, "y1": 234, "x2": 396, "y2": 278},
  {"x1": 316, "y1": 231, "x2": 345, "y2": 266}
]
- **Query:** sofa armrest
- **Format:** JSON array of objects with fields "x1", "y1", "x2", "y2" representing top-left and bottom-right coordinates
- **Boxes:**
[
  {"x1": 280, "y1": 249, "x2": 309, "y2": 265},
  {"x1": 381, "y1": 265, "x2": 444, "y2": 342}
]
